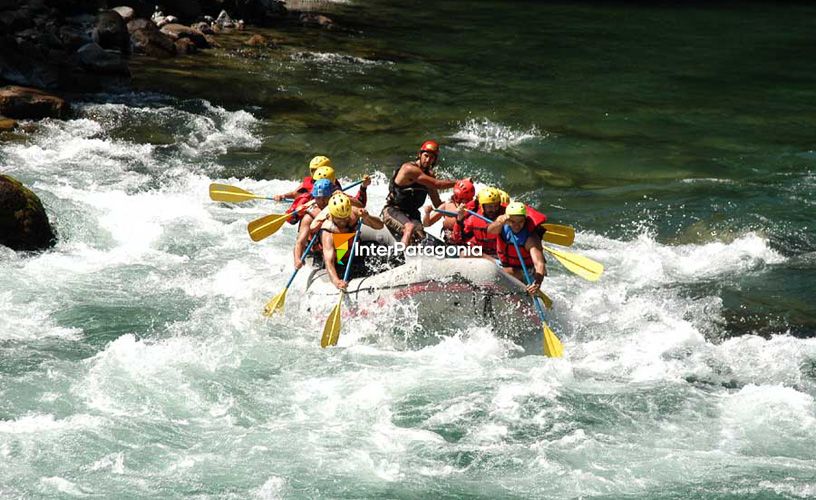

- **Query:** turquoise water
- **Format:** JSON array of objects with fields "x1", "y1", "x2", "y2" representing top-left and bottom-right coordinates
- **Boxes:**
[{"x1": 2, "y1": 1, "x2": 815, "y2": 497}]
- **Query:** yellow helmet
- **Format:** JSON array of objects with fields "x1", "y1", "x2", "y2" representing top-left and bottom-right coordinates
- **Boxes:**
[
  {"x1": 498, "y1": 189, "x2": 510, "y2": 205},
  {"x1": 328, "y1": 192, "x2": 352, "y2": 218},
  {"x1": 309, "y1": 155, "x2": 332, "y2": 174},
  {"x1": 478, "y1": 187, "x2": 501, "y2": 205},
  {"x1": 506, "y1": 201, "x2": 527, "y2": 217},
  {"x1": 313, "y1": 166, "x2": 336, "y2": 183}
]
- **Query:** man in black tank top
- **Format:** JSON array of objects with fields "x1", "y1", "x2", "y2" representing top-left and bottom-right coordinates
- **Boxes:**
[{"x1": 381, "y1": 140, "x2": 462, "y2": 247}]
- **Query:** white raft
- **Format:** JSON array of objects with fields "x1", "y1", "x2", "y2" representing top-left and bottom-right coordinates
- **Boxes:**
[{"x1": 302, "y1": 227, "x2": 542, "y2": 340}]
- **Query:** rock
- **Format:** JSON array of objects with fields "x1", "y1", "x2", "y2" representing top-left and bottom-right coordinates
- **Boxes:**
[
  {"x1": 193, "y1": 22, "x2": 214, "y2": 35},
  {"x1": 214, "y1": 9, "x2": 235, "y2": 28},
  {"x1": 0, "y1": 174, "x2": 56, "y2": 252},
  {"x1": 299, "y1": 13, "x2": 334, "y2": 29},
  {"x1": 203, "y1": 34, "x2": 219, "y2": 48},
  {"x1": 92, "y1": 10, "x2": 130, "y2": 54},
  {"x1": 0, "y1": 116, "x2": 17, "y2": 131},
  {"x1": 160, "y1": 24, "x2": 210, "y2": 49},
  {"x1": 76, "y1": 42, "x2": 130, "y2": 76},
  {"x1": 59, "y1": 25, "x2": 92, "y2": 51},
  {"x1": 129, "y1": 21, "x2": 177, "y2": 58},
  {"x1": 0, "y1": 85, "x2": 69, "y2": 119},
  {"x1": 244, "y1": 34, "x2": 267, "y2": 46},
  {"x1": 112, "y1": 6, "x2": 135, "y2": 23},
  {"x1": 174, "y1": 37, "x2": 197, "y2": 55}
]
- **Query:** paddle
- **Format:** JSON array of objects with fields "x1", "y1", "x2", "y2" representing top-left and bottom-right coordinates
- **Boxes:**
[
  {"x1": 263, "y1": 230, "x2": 322, "y2": 316},
  {"x1": 433, "y1": 209, "x2": 575, "y2": 247},
  {"x1": 247, "y1": 180, "x2": 365, "y2": 242},
  {"x1": 541, "y1": 245, "x2": 603, "y2": 282},
  {"x1": 321, "y1": 218, "x2": 364, "y2": 348},
  {"x1": 446, "y1": 208, "x2": 603, "y2": 281},
  {"x1": 209, "y1": 183, "x2": 292, "y2": 203},
  {"x1": 247, "y1": 201, "x2": 315, "y2": 242},
  {"x1": 541, "y1": 223, "x2": 574, "y2": 247},
  {"x1": 508, "y1": 233, "x2": 564, "y2": 357}
]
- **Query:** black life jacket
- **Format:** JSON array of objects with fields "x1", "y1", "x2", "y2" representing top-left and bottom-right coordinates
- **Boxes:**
[{"x1": 385, "y1": 163, "x2": 428, "y2": 212}]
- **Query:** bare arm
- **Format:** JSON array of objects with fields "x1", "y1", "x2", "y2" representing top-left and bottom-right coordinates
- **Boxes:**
[
  {"x1": 356, "y1": 208, "x2": 384, "y2": 230},
  {"x1": 422, "y1": 204, "x2": 444, "y2": 227},
  {"x1": 526, "y1": 234, "x2": 547, "y2": 279},
  {"x1": 321, "y1": 231, "x2": 344, "y2": 288},
  {"x1": 486, "y1": 214, "x2": 509, "y2": 235},
  {"x1": 396, "y1": 163, "x2": 457, "y2": 191},
  {"x1": 293, "y1": 214, "x2": 314, "y2": 268}
]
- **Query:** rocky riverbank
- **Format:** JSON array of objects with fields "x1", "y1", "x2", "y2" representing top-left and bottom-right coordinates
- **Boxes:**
[{"x1": 1, "y1": 0, "x2": 338, "y2": 251}]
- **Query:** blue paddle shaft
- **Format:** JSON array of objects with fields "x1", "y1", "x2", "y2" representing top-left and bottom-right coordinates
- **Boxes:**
[
  {"x1": 341, "y1": 218, "x2": 364, "y2": 282},
  {"x1": 285, "y1": 230, "x2": 321, "y2": 289}
]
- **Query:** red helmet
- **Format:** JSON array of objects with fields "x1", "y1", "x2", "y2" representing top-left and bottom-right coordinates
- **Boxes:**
[
  {"x1": 453, "y1": 179, "x2": 475, "y2": 202},
  {"x1": 419, "y1": 140, "x2": 439, "y2": 156}
]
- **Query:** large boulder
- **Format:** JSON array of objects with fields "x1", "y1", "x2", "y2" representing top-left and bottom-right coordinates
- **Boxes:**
[
  {"x1": 0, "y1": 174, "x2": 56, "y2": 252},
  {"x1": 0, "y1": 85, "x2": 69, "y2": 119},
  {"x1": 76, "y1": 42, "x2": 130, "y2": 76},
  {"x1": 111, "y1": 6, "x2": 135, "y2": 23},
  {"x1": 128, "y1": 19, "x2": 177, "y2": 58},
  {"x1": 92, "y1": 10, "x2": 130, "y2": 54}
]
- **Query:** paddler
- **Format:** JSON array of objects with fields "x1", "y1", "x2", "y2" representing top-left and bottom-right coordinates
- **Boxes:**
[
  {"x1": 273, "y1": 155, "x2": 333, "y2": 201},
  {"x1": 452, "y1": 186, "x2": 504, "y2": 256},
  {"x1": 381, "y1": 140, "x2": 463, "y2": 247},
  {"x1": 292, "y1": 179, "x2": 333, "y2": 270},
  {"x1": 421, "y1": 178, "x2": 476, "y2": 243},
  {"x1": 486, "y1": 201, "x2": 547, "y2": 296},
  {"x1": 317, "y1": 192, "x2": 384, "y2": 290},
  {"x1": 284, "y1": 165, "x2": 370, "y2": 225}
]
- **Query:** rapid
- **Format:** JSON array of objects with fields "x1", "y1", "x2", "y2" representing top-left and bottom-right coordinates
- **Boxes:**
[{"x1": 2, "y1": 1, "x2": 816, "y2": 497}]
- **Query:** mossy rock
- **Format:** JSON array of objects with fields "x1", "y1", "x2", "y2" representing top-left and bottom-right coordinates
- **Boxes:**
[{"x1": 0, "y1": 174, "x2": 56, "y2": 251}]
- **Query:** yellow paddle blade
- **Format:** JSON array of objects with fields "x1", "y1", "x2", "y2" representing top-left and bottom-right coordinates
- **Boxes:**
[
  {"x1": 537, "y1": 289, "x2": 554, "y2": 310},
  {"x1": 262, "y1": 288, "x2": 287, "y2": 316},
  {"x1": 247, "y1": 213, "x2": 290, "y2": 242},
  {"x1": 320, "y1": 293, "x2": 344, "y2": 348},
  {"x1": 542, "y1": 223, "x2": 575, "y2": 247},
  {"x1": 209, "y1": 183, "x2": 264, "y2": 203},
  {"x1": 542, "y1": 323, "x2": 564, "y2": 358},
  {"x1": 543, "y1": 246, "x2": 604, "y2": 282}
]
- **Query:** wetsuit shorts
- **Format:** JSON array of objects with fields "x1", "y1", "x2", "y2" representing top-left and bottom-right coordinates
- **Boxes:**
[{"x1": 380, "y1": 206, "x2": 426, "y2": 244}]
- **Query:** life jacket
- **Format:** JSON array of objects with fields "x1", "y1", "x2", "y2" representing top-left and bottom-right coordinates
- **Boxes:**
[
  {"x1": 385, "y1": 163, "x2": 428, "y2": 213},
  {"x1": 297, "y1": 176, "x2": 314, "y2": 194},
  {"x1": 454, "y1": 206, "x2": 499, "y2": 255},
  {"x1": 497, "y1": 217, "x2": 538, "y2": 268},
  {"x1": 526, "y1": 205, "x2": 547, "y2": 238},
  {"x1": 286, "y1": 191, "x2": 313, "y2": 224}
]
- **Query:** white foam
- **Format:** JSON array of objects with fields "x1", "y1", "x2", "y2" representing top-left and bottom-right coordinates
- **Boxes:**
[
  {"x1": 450, "y1": 118, "x2": 544, "y2": 151},
  {"x1": 40, "y1": 477, "x2": 88, "y2": 496}
]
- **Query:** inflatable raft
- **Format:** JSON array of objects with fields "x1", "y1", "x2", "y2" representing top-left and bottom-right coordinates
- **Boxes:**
[{"x1": 302, "y1": 227, "x2": 541, "y2": 340}]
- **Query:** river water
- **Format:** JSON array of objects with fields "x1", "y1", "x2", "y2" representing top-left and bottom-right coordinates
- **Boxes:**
[{"x1": 1, "y1": 1, "x2": 815, "y2": 498}]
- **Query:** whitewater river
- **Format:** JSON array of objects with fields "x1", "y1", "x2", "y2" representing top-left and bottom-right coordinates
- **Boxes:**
[{"x1": 2, "y1": 1, "x2": 816, "y2": 498}]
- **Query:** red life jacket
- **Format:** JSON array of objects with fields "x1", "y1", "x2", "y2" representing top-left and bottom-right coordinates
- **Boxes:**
[
  {"x1": 454, "y1": 206, "x2": 498, "y2": 255},
  {"x1": 526, "y1": 205, "x2": 547, "y2": 226},
  {"x1": 497, "y1": 217, "x2": 538, "y2": 268},
  {"x1": 286, "y1": 191, "x2": 313, "y2": 224},
  {"x1": 297, "y1": 176, "x2": 314, "y2": 194}
]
